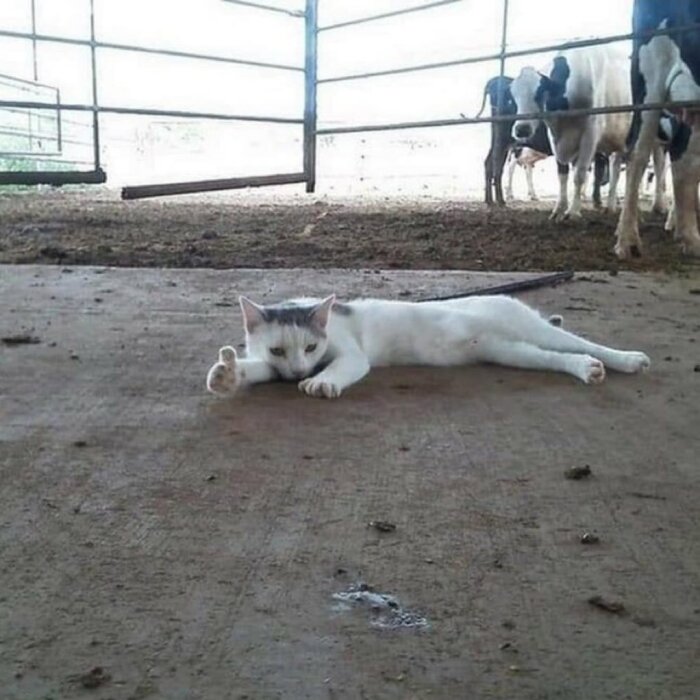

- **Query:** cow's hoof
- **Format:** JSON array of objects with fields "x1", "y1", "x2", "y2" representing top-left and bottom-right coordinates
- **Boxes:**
[
  {"x1": 614, "y1": 240, "x2": 642, "y2": 260},
  {"x1": 681, "y1": 237, "x2": 700, "y2": 257},
  {"x1": 549, "y1": 210, "x2": 567, "y2": 222}
]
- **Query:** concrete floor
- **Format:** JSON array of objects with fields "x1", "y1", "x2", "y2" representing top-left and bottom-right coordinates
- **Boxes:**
[{"x1": 1, "y1": 265, "x2": 699, "y2": 700}]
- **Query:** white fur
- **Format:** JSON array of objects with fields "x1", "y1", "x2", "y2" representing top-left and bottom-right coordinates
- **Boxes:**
[
  {"x1": 206, "y1": 296, "x2": 650, "y2": 400},
  {"x1": 505, "y1": 147, "x2": 546, "y2": 201}
]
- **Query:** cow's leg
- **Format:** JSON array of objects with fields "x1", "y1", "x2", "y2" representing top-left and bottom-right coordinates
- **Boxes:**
[
  {"x1": 614, "y1": 109, "x2": 661, "y2": 259},
  {"x1": 664, "y1": 198, "x2": 676, "y2": 232},
  {"x1": 505, "y1": 151, "x2": 516, "y2": 201},
  {"x1": 525, "y1": 164, "x2": 538, "y2": 200},
  {"x1": 670, "y1": 141, "x2": 700, "y2": 257},
  {"x1": 494, "y1": 140, "x2": 510, "y2": 207},
  {"x1": 565, "y1": 129, "x2": 597, "y2": 219},
  {"x1": 651, "y1": 144, "x2": 667, "y2": 214},
  {"x1": 605, "y1": 152, "x2": 623, "y2": 213},
  {"x1": 484, "y1": 147, "x2": 494, "y2": 206},
  {"x1": 550, "y1": 161, "x2": 569, "y2": 221},
  {"x1": 592, "y1": 154, "x2": 606, "y2": 209}
]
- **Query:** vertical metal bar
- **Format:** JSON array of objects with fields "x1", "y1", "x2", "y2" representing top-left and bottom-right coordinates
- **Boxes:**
[
  {"x1": 30, "y1": 0, "x2": 38, "y2": 80},
  {"x1": 88, "y1": 0, "x2": 101, "y2": 171},
  {"x1": 27, "y1": 0, "x2": 39, "y2": 155},
  {"x1": 303, "y1": 0, "x2": 318, "y2": 193},
  {"x1": 497, "y1": 0, "x2": 509, "y2": 110},
  {"x1": 55, "y1": 88, "x2": 63, "y2": 152}
]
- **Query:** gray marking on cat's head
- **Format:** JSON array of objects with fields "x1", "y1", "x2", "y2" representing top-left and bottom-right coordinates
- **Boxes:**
[{"x1": 261, "y1": 303, "x2": 321, "y2": 329}]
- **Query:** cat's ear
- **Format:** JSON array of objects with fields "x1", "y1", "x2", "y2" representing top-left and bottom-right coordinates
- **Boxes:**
[
  {"x1": 310, "y1": 294, "x2": 336, "y2": 331},
  {"x1": 239, "y1": 296, "x2": 265, "y2": 332}
]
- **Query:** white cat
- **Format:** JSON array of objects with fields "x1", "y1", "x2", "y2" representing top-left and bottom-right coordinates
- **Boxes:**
[{"x1": 206, "y1": 295, "x2": 650, "y2": 399}]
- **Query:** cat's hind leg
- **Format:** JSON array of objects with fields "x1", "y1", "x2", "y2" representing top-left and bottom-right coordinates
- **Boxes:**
[
  {"x1": 525, "y1": 323, "x2": 650, "y2": 374},
  {"x1": 206, "y1": 346, "x2": 276, "y2": 395},
  {"x1": 479, "y1": 338, "x2": 606, "y2": 384}
]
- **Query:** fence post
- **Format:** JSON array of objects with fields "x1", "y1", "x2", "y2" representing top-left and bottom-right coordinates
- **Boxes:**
[
  {"x1": 303, "y1": 0, "x2": 318, "y2": 193},
  {"x1": 88, "y1": 0, "x2": 102, "y2": 173},
  {"x1": 496, "y1": 0, "x2": 509, "y2": 116}
]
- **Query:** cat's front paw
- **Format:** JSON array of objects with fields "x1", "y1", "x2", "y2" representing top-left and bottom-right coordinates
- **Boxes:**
[
  {"x1": 298, "y1": 377, "x2": 342, "y2": 399},
  {"x1": 206, "y1": 346, "x2": 241, "y2": 395}
]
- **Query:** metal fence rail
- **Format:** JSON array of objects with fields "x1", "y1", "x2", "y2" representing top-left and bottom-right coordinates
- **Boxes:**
[
  {"x1": 318, "y1": 0, "x2": 462, "y2": 32},
  {"x1": 0, "y1": 100, "x2": 304, "y2": 124},
  {"x1": 221, "y1": 0, "x2": 305, "y2": 18},
  {"x1": 0, "y1": 28, "x2": 304, "y2": 73},
  {"x1": 317, "y1": 100, "x2": 700, "y2": 136}
]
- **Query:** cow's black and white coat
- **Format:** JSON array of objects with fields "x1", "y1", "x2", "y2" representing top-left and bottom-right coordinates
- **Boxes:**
[
  {"x1": 476, "y1": 75, "x2": 552, "y2": 206},
  {"x1": 510, "y1": 46, "x2": 632, "y2": 221},
  {"x1": 614, "y1": 0, "x2": 700, "y2": 258}
]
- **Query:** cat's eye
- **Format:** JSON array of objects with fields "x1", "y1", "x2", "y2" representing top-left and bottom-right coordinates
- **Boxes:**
[
  {"x1": 269, "y1": 347, "x2": 286, "y2": 357},
  {"x1": 305, "y1": 343, "x2": 317, "y2": 354}
]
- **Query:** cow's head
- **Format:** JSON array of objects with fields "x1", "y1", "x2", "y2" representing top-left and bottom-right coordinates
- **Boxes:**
[
  {"x1": 512, "y1": 57, "x2": 571, "y2": 140},
  {"x1": 510, "y1": 67, "x2": 542, "y2": 140},
  {"x1": 535, "y1": 56, "x2": 570, "y2": 114}
]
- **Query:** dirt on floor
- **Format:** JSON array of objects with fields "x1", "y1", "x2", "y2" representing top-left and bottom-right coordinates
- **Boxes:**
[
  {"x1": 1, "y1": 188, "x2": 698, "y2": 274},
  {"x1": 1, "y1": 265, "x2": 699, "y2": 700}
]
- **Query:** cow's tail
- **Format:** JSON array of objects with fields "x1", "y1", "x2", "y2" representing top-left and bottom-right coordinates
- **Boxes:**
[{"x1": 474, "y1": 85, "x2": 489, "y2": 119}]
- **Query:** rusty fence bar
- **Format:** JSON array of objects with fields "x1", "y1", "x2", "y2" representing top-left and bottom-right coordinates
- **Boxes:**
[
  {"x1": 318, "y1": 0, "x2": 463, "y2": 32},
  {"x1": 318, "y1": 23, "x2": 700, "y2": 84},
  {"x1": 121, "y1": 171, "x2": 307, "y2": 199},
  {"x1": 0, "y1": 170, "x2": 106, "y2": 186}
]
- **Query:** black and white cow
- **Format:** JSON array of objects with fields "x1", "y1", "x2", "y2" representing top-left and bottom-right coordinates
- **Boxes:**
[
  {"x1": 510, "y1": 45, "x2": 632, "y2": 221},
  {"x1": 474, "y1": 75, "x2": 552, "y2": 206},
  {"x1": 614, "y1": 0, "x2": 700, "y2": 258}
]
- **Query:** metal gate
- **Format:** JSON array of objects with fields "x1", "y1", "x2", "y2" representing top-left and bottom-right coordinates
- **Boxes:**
[{"x1": 1, "y1": 1, "x2": 700, "y2": 199}]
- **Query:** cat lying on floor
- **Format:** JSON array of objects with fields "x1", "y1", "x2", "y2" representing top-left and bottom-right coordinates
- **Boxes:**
[{"x1": 206, "y1": 294, "x2": 650, "y2": 399}]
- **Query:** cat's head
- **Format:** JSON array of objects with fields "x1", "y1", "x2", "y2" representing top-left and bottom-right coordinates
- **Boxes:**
[{"x1": 239, "y1": 295, "x2": 335, "y2": 380}]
